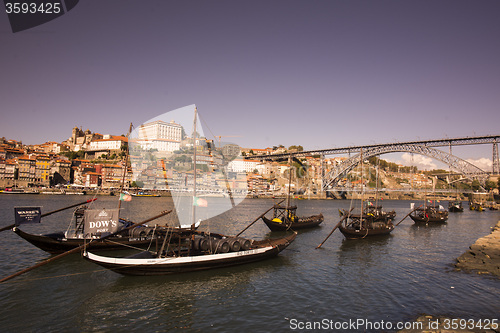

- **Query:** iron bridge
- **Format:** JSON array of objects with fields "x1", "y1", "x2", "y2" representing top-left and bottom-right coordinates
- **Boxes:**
[{"x1": 244, "y1": 135, "x2": 500, "y2": 190}]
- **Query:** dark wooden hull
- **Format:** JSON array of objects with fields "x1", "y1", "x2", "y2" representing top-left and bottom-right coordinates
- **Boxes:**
[
  {"x1": 448, "y1": 201, "x2": 463, "y2": 212},
  {"x1": 13, "y1": 228, "x2": 157, "y2": 254},
  {"x1": 262, "y1": 214, "x2": 323, "y2": 231},
  {"x1": 84, "y1": 232, "x2": 297, "y2": 276},
  {"x1": 409, "y1": 214, "x2": 448, "y2": 223},
  {"x1": 339, "y1": 224, "x2": 394, "y2": 239},
  {"x1": 340, "y1": 209, "x2": 396, "y2": 222}
]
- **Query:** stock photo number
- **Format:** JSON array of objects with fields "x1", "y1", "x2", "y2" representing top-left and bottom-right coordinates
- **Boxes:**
[
  {"x1": 5, "y1": 2, "x2": 62, "y2": 14},
  {"x1": 3, "y1": 0, "x2": 79, "y2": 32}
]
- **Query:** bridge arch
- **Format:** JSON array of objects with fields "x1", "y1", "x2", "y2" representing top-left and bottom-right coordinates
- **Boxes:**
[{"x1": 322, "y1": 144, "x2": 488, "y2": 190}]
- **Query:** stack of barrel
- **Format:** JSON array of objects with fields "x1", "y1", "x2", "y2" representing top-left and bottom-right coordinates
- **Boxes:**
[{"x1": 192, "y1": 236, "x2": 252, "y2": 253}]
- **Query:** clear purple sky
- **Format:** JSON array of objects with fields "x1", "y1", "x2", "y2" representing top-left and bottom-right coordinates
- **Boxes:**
[{"x1": 1, "y1": 1, "x2": 499, "y2": 170}]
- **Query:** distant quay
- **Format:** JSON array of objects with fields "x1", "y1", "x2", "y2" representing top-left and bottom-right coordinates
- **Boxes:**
[
  {"x1": 252, "y1": 192, "x2": 465, "y2": 201},
  {"x1": 1, "y1": 189, "x2": 471, "y2": 201}
]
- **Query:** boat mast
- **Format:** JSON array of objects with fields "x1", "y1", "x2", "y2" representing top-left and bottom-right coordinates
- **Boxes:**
[
  {"x1": 191, "y1": 107, "x2": 198, "y2": 228},
  {"x1": 375, "y1": 156, "x2": 380, "y2": 210},
  {"x1": 118, "y1": 122, "x2": 133, "y2": 211},
  {"x1": 360, "y1": 148, "x2": 364, "y2": 229},
  {"x1": 285, "y1": 155, "x2": 293, "y2": 221}
]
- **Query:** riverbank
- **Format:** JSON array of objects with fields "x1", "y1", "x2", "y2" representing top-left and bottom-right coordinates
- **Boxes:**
[{"x1": 455, "y1": 220, "x2": 500, "y2": 276}]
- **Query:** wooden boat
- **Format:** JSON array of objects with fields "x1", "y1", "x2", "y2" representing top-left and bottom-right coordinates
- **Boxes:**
[
  {"x1": 261, "y1": 155, "x2": 323, "y2": 232},
  {"x1": 12, "y1": 206, "x2": 160, "y2": 254},
  {"x1": 469, "y1": 201, "x2": 484, "y2": 211},
  {"x1": 448, "y1": 200, "x2": 464, "y2": 212},
  {"x1": 13, "y1": 226, "x2": 158, "y2": 254},
  {"x1": 261, "y1": 204, "x2": 323, "y2": 231},
  {"x1": 84, "y1": 230, "x2": 297, "y2": 276},
  {"x1": 337, "y1": 151, "x2": 394, "y2": 239},
  {"x1": 409, "y1": 205, "x2": 448, "y2": 223},
  {"x1": 338, "y1": 212, "x2": 394, "y2": 239}
]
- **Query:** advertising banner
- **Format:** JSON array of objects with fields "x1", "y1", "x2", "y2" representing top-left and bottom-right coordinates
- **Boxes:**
[
  {"x1": 14, "y1": 207, "x2": 42, "y2": 226},
  {"x1": 83, "y1": 209, "x2": 120, "y2": 236}
]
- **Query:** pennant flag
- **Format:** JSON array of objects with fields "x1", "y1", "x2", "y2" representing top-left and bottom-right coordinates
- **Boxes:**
[
  {"x1": 14, "y1": 207, "x2": 41, "y2": 226},
  {"x1": 193, "y1": 197, "x2": 208, "y2": 207},
  {"x1": 119, "y1": 193, "x2": 132, "y2": 202}
]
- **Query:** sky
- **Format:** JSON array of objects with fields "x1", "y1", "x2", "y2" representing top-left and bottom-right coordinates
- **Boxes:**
[{"x1": 1, "y1": 1, "x2": 499, "y2": 171}]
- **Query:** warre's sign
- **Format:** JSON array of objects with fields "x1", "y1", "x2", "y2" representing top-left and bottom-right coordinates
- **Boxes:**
[
  {"x1": 14, "y1": 207, "x2": 42, "y2": 226},
  {"x1": 84, "y1": 209, "x2": 120, "y2": 236}
]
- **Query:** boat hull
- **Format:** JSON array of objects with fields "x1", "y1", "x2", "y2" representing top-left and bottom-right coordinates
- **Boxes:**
[
  {"x1": 13, "y1": 228, "x2": 157, "y2": 254},
  {"x1": 262, "y1": 214, "x2": 323, "y2": 231},
  {"x1": 409, "y1": 214, "x2": 448, "y2": 223},
  {"x1": 410, "y1": 206, "x2": 449, "y2": 224},
  {"x1": 448, "y1": 201, "x2": 464, "y2": 212},
  {"x1": 339, "y1": 225, "x2": 394, "y2": 239},
  {"x1": 448, "y1": 206, "x2": 464, "y2": 212},
  {"x1": 84, "y1": 233, "x2": 297, "y2": 276}
]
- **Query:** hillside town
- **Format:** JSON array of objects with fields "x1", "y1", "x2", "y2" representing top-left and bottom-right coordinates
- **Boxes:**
[{"x1": 0, "y1": 123, "x2": 497, "y2": 198}]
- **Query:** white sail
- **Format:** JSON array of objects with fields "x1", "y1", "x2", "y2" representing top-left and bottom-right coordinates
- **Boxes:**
[{"x1": 128, "y1": 104, "x2": 248, "y2": 227}]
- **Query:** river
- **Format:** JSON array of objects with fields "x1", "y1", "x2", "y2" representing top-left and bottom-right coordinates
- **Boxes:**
[{"x1": 0, "y1": 195, "x2": 498, "y2": 332}]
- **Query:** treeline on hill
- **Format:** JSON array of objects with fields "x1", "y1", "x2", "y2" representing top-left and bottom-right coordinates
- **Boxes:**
[{"x1": 367, "y1": 156, "x2": 417, "y2": 173}]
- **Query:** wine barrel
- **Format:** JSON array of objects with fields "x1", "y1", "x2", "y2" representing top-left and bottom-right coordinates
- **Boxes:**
[
  {"x1": 208, "y1": 238, "x2": 230, "y2": 253},
  {"x1": 226, "y1": 237, "x2": 241, "y2": 252},
  {"x1": 237, "y1": 237, "x2": 251, "y2": 251}
]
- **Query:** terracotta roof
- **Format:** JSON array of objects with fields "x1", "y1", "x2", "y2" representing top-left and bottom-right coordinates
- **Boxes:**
[
  {"x1": 36, "y1": 155, "x2": 50, "y2": 160},
  {"x1": 93, "y1": 136, "x2": 128, "y2": 142},
  {"x1": 18, "y1": 155, "x2": 35, "y2": 160},
  {"x1": 103, "y1": 164, "x2": 122, "y2": 168}
]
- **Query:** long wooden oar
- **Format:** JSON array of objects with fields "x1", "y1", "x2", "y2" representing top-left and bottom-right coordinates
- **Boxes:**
[
  {"x1": 0, "y1": 209, "x2": 172, "y2": 284},
  {"x1": 235, "y1": 199, "x2": 285, "y2": 237},
  {"x1": 316, "y1": 208, "x2": 354, "y2": 249},
  {"x1": 395, "y1": 206, "x2": 421, "y2": 226},
  {"x1": 0, "y1": 198, "x2": 98, "y2": 233}
]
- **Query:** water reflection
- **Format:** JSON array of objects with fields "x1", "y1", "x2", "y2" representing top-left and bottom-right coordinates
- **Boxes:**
[{"x1": 74, "y1": 257, "x2": 288, "y2": 331}]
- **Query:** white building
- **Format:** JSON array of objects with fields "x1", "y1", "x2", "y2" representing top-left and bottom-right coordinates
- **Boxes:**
[
  {"x1": 137, "y1": 139, "x2": 180, "y2": 153},
  {"x1": 136, "y1": 120, "x2": 183, "y2": 153},
  {"x1": 228, "y1": 158, "x2": 260, "y2": 173},
  {"x1": 88, "y1": 135, "x2": 127, "y2": 151}
]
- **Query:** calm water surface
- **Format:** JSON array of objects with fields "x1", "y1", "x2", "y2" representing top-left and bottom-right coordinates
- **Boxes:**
[{"x1": 0, "y1": 195, "x2": 499, "y2": 332}]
